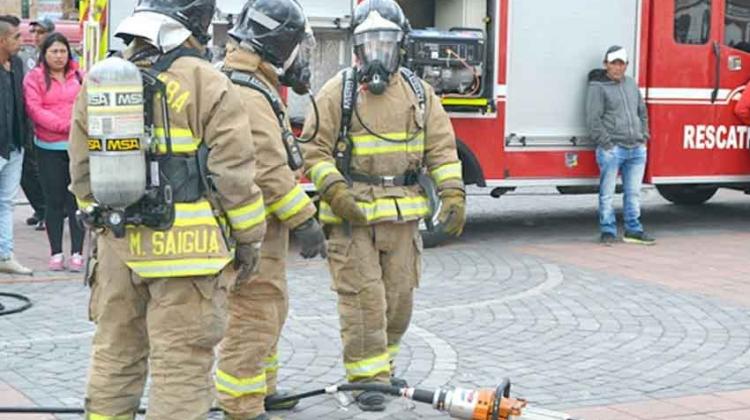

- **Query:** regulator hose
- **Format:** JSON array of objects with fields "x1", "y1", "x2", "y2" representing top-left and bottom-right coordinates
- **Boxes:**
[
  {"x1": 0, "y1": 383, "x2": 406, "y2": 414},
  {"x1": 0, "y1": 292, "x2": 32, "y2": 316}
]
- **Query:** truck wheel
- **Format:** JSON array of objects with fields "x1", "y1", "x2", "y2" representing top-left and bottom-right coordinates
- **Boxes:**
[{"x1": 656, "y1": 185, "x2": 718, "y2": 205}]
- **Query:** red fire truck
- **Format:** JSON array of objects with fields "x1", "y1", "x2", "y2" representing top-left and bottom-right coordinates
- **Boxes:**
[{"x1": 394, "y1": 0, "x2": 750, "y2": 207}]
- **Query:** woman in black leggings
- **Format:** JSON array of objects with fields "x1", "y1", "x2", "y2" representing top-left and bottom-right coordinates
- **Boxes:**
[{"x1": 23, "y1": 33, "x2": 84, "y2": 271}]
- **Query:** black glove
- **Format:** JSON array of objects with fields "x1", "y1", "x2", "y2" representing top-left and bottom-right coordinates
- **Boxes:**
[
  {"x1": 231, "y1": 242, "x2": 261, "y2": 291},
  {"x1": 292, "y1": 218, "x2": 327, "y2": 259}
]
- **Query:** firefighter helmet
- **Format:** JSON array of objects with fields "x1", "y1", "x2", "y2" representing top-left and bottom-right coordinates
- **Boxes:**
[
  {"x1": 229, "y1": 0, "x2": 308, "y2": 68},
  {"x1": 132, "y1": 0, "x2": 216, "y2": 44},
  {"x1": 351, "y1": 0, "x2": 411, "y2": 36}
]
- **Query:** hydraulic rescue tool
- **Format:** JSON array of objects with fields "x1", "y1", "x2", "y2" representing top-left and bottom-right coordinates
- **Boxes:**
[{"x1": 0, "y1": 379, "x2": 578, "y2": 419}]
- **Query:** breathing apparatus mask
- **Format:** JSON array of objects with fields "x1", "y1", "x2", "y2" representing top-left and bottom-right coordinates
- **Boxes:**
[
  {"x1": 354, "y1": 11, "x2": 404, "y2": 95},
  {"x1": 280, "y1": 26, "x2": 315, "y2": 95}
]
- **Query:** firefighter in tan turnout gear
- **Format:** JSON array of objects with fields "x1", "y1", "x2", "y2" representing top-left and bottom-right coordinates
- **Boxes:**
[
  {"x1": 301, "y1": 0, "x2": 467, "y2": 412},
  {"x1": 215, "y1": 1, "x2": 326, "y2": 420},
  {"x1": 69, "y1": 0, "x2": 266, "y2": 418}
]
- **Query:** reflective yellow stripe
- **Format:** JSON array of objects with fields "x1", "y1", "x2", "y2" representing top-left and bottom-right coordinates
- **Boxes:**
[
  {"x1": 215, "y1": 369, "x2": 267, "y2": 398},
  {"x1": 267, "y1": 185, "x2": 312, "y2": 222},
  {"x1": 153, "y1": 127, "x2": 201, "y2": 153},
  {"x1": 345, "y1": 353, "x2": 390, "y2": 381},
  {"x1": 388, "y1": 344, "x2": 400, "y2": 362},
  {"x1": 441, "y1": 97, "x2": 489, "y2": 107},
  {"x1": 319, "y1": 196, "x2": 430, "y2": 224},
  {"x1": 127, "y1": 257, "x2": 231, "y2": 278},
  {"x1": 309, "y1": 161, "x2": 340, "y2": 190},
  {"x1": 172, "y1": 201, "x2": 217, "y2": 227},
  {"x1": 350, "y1": 132, "x2": 424, "y2": 156},
  {"x1": 88, "y1": 412, "x2": 134, "y2": 420},
  {"x1": 76, "y1": 197, "x2": 95, "y2": 210},
  {"x1": 227, "y1": 198, "x2": 265, "y2": 231},
  {"x1": 431, "y1": 162, "x2": 463, "y2": 185},
  {"x1": 264, "y1": 353, "x2": 279, "y2": 373}
]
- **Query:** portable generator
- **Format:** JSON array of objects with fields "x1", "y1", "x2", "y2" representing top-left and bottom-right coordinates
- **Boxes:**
[{"x1": 405, "y1": 28, "x2": 486, "y2": 97}]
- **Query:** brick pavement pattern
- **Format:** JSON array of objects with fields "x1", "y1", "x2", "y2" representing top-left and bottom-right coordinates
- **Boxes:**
[{"x1": 1, "y1": 188, "x2": 749, "y2": 420}]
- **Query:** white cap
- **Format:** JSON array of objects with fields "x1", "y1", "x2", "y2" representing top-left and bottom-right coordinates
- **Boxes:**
[
  {"x1": 115, "y1": 11, "x2": 192, "y2": 53},
  {"x1": 606, "y1": 47, "x2": 628, "y2": 63}
]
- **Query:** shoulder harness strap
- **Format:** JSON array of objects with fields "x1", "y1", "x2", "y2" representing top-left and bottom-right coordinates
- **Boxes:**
[
  {"x1": 227, "y1": 70, "x2": 305, "y2": 170},
  {"x1": 399, "y1": 67, "x2": 427, "y2": 112},
  {"x1": 335, "y1": 67, "x2": 359, "y2": 181},
  {"x1": 228, "y1": 70, "x2": 286, "y2": 127}
]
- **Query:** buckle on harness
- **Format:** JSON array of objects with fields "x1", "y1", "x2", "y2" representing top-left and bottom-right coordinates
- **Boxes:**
[{"x1": 381, "y1": 176, "x2": 397, "y2": 187}]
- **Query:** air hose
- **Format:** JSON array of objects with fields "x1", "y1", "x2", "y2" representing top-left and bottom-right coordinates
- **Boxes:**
[
  {"x1": 0, "y1": 381, "x2": 577, "y2": 419},
  {"x1": 0, "y1": 292, "x2": 32, "y2": 316}
]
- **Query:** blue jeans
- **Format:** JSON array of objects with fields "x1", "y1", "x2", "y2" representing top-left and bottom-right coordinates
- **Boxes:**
[
  {"x1": 0, "y1": 149, "x2": 24, "y2": 259},
  {"x1": 596, "y1": 144, "x2": 646, "y2": 236}
]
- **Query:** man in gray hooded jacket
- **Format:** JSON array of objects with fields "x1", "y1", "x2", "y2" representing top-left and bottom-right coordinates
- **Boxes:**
[{"x1": 586, "y1": 45, "x2": 654, "y2": 246}]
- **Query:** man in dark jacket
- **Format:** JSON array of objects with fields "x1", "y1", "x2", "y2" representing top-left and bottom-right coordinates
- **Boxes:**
[
  {"x1": 0, "y1": 15, "x2": 33, "y2": 274},
  {"x1": 586, "y1": 45, "x2": 655, "y2": 246}
]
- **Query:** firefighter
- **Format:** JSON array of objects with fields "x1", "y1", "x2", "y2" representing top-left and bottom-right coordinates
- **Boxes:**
[
  {"x1": 69, "y1": 0, "x2": 267, "y2": 419},
  {"x1": 215, "y1": 1, "x2": 326, "y2": 420},
  {"x1": 300, "y1": 0, "x2": 466, "y2": 412}
]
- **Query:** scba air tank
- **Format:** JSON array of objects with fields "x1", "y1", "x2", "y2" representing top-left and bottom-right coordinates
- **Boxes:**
[{"x1": 86, "y1": 57, "x2": 147, "y2": 209}]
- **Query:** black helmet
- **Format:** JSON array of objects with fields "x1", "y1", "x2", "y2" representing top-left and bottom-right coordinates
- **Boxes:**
[
  {"x1": 229, "y1": 0, "x2": 308, "y2": 68},
  {"x1": 134, "y1": 0, "x2": 216, "y2": 43},
  {"x1": 351, "y1": 0, "x2": 411, "y2": 35}
]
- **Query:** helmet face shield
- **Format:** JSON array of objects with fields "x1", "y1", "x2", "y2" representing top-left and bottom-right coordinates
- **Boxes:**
[{"x1": 354, "y1": 30, "x2": 402, "y2": 75}]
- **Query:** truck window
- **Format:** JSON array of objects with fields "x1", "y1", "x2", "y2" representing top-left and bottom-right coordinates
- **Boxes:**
[
  {"x1": 725, "y1": 0, "x2": 750, "y2": 52},
  {"x1": 675, "y1": 0, "x2": 711, "y2": 44}
]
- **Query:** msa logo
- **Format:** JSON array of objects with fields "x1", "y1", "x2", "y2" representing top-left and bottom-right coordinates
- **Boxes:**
[
  {"x1": 106, "y1": 138, "x2": 141, "y2": 151},
  {"x1": 116, "y1": 92, "x2": 143, "y2": 106},
  {"x1": 88, "y1": 139, "x2": 103, "y2": 151},
  {"x1": 88, "y1": 93, "x2": 110, "y2": 107}
]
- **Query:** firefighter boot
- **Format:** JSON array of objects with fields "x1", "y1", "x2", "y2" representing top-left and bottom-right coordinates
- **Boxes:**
[
  {"x1": 390, "y1": 376, "x2": 408, "y2": 388},
  {"x1": 356, "y1": 390, "x2": 387, "y2": 412},
  {"x1": 265, "y1": 390, "x2": 300, "y2": 411}
]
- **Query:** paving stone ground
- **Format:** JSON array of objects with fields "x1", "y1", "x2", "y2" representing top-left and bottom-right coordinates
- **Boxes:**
[{"x1": 1, "y1": 186, "x2": 749, "y2": 419}]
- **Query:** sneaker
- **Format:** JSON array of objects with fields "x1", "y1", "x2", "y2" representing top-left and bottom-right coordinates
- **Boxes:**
[
  {"x1": 623, "y1": 231, "x2": 656, "y2": 245},
  {"x1": 265, "y1": 390, "x2": 300, "y2": 411},
  {"x1": 34, "y1": 220, "x2": 46, "y2": 231},
  {"x1": 25, "y1": 214, "x2": 39, "y2": 226},
  {"x1": 0, "y1": 256, "x2": 33, "y2": 275},
  {"x1": 356, "y1": 390, "x2": 386, "y2": 412},
  {"x1": 599, "y1": 233, "x2": 617, "y2": 246},
  {"x1": 48, "y1": 253, "x2": 65, "y2": 271},
  {"x1": 69, "y1": 253, "x2": 85, "y2": 272}
]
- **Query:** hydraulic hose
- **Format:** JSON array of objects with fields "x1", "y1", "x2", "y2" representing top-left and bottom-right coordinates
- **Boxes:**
[
  {"x1": 0, "y1": 292, "x2": 32, "y2": 316},
  {"x1": 0, "y1": 384, "x2": 403, "y2": 415}
]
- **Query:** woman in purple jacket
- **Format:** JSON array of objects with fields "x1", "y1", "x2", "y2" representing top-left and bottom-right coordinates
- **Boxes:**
[{"x1": 23, "y1": 32, "x2": 84, "y2": 271}]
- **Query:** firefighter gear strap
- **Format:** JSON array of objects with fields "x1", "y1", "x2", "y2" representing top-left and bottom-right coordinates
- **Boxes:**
[
  {"x1": 345, "y1": 353, "x2": 391, "y2": 382},
  {"x1": 227, "y1": 70, "x2": 305, "y2": 171},
  {"x1": 215, "y1": 369, "x2": 267, "y2": 398},
  {"x1": 349, "y1": 170, "x2": 419, "y2": 187},
  {"x1": 336, "y1": 67, "x2": 428, "y2": 180}
]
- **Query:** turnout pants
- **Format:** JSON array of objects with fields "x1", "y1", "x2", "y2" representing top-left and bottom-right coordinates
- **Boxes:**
[
  {"x1": 216, "y1": 218, "x2": 289, "y2": 419},
  {"x1": 327, "y1": 221, "x2": 422, "y2": 384},
  {"x1": 85, "y1": 236, "x2": 227, "y2": 420}
]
